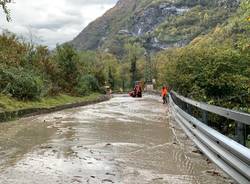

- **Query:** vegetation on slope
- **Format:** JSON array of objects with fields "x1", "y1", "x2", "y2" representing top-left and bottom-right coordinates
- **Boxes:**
[
  {"x1": 0, "y1": 93, "x2": 102, "y2": 112},
  {"x1": 71, "y1": 0, "x2": 239, "y2": 56},
  {"x1": 0, "y1": 32, "x2": 119, "y2": 112},
  {"x1": 154, "y1": 0, "x2": 250, "y2": 112}
]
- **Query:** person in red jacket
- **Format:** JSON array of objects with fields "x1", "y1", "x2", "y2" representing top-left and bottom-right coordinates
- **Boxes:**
[{"x1": 161, "y1": 86, "x2": 168, "y2": 104}]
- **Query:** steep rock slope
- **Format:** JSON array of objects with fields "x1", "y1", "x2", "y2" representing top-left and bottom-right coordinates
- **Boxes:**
[{"x1": 70, "y1": 0, "x2": 240, "y2": 54}]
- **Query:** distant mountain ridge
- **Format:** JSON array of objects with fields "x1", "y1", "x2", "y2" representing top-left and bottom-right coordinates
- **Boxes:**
[{"x1": 70, "y1": 0, "x2": 240, "y2": 54}]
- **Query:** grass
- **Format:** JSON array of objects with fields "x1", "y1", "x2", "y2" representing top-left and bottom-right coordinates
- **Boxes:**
[{"x1": 0, "y1": 93, "x2": 103, "y2": 112}]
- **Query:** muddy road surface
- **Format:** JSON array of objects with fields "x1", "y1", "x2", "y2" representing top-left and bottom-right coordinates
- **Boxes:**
[{"x1": 0, "y1": 95, "x2": 233, "y2": 184}]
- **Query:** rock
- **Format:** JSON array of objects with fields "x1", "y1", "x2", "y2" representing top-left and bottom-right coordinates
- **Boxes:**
[
  {"x1": 159, "y1": 3, "x2": 168, "y2": 9},
  {"x1": 206, "y1": 158, "x2": 212, "y2": 164},
  {"x1": 52, "y1": 149, "x2": 58, "y2": 153},
  {"x1": 106, "y1": 173, "x2": 116, "y2": 176},
  {"x1": 102, "y1": 179, "x2": 114, "y2": 183},
  {"x1": 118, "y1": 29, "x2": 132, "y2": 35},
  {"x1": 206, "y1": 170, "x2": 221, "y2": 176},
  {"x1": 54, "y1": 117, "x2": 62, "y2": 120},
  {"x1": 74, "y1": 176, "x2": 82, "y2": 178},
  {"x1": 131, "y1": 4, "x2": 187, "y2": 36},
  {"x1": 192, "y1": 149, "x2": 203, "y2": 154},
  {"x1": 152, "y1": 177, "x2": 164, "y2": 181},
  {"x1": 40, "y1": 145, "x2": 53, "y2": 149}
]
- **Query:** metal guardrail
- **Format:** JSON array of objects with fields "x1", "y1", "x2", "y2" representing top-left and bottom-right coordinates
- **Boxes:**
[
  {"x1": 169, "y1": 91, "x2": 250, "y2": 184},
  {"x1": 171, "y1": 91, "x2": 250, "y2": 125}
]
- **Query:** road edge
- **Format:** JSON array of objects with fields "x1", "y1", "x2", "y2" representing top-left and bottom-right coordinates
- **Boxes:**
[{"x1": 0, "y1": 95, "x2": 111, "y2": 123}]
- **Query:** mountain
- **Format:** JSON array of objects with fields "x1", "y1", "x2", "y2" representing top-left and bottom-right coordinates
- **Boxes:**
[{"x1": 70, "y1": 0, "x2": 240, "y2": 55}]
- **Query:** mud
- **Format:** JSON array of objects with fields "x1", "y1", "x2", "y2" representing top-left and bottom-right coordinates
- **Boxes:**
[{"x1": 0, "y1": 95, "x2": 234, "y2": 184}]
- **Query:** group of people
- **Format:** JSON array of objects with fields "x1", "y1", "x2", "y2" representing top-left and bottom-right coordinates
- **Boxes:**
[
  {"x1": 128, "y1": 83, "x2": 169, "y2": 104},
  {"x1": 129, "y1": 84, "x2": 142, "y2": 98}
]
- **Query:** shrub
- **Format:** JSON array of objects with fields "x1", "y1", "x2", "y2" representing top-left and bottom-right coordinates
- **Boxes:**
[
  {"x1": 75, "y1": 75, "x2": 100, "y2": 96},
  {"x1": 0, "y1": 66, "x2": 44, "y2": 100}
]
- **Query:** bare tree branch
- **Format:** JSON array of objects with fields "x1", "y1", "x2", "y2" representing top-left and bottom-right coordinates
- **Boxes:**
[{"x1": 0, "y1": 0, "x2": 12, "y2": 21}]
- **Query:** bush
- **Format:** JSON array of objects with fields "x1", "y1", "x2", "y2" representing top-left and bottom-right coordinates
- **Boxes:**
[
  {"x1": 155, "y1": 37, "x2": 250, "y2": 110},
  {"x1": 55, "y1": 44, "x2": 79, "y2": 93},
  {"x1": 75, "y1": 75, "x2": 100, "y2": 96},
  {"x1": 0, "y1": 66, "x2": 44, "y2": 100}
]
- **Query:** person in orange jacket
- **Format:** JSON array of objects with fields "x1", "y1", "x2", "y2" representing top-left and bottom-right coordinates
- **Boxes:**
[{"x1": 161, "y1": 86, "x2": 168, "y2": 104}]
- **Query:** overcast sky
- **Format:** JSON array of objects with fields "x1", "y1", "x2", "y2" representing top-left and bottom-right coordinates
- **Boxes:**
[{"x1": 0, "y1": 0, "x2": 118, "y2": 48}]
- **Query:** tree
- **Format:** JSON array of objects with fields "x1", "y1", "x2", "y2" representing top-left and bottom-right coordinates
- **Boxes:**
[
  {"x1": 55, "y1": 44, "x2": 79, "y2": 93},
  {"x1": 141, "y1": 33, "x2": 153, "y2": 83},
  {"x1": 108, "y1": 66, "x2": 115, "y2": 89},
  {"x1": 0, "y1": 0, "x2": 12, "y2": 21},
  {"x1": 119, "y1": 62, "x2": 130, "y2": 91},
  {"x1": 144, "y1": 51, "x2": 153, "y2": 83},
  {"x1": 125, "y1": 43, "x2": 144, "y2": 87}
]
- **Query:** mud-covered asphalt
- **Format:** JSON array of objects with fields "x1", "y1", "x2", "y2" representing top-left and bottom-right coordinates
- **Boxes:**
[{"x1": 0, "y1": 95, "x2": 234, "y2": 184}]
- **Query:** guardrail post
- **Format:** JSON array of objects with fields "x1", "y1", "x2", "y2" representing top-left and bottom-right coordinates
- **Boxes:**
[
  {"x1": 181, "y1": 101, "x2": 186, "y2": 112},
  {"x1": 235, "y1": 122, "x2": 246, "y2": 146},
  {"x1": 187, "y1": 104, "x2": 192, "y2": 115},
  {"x1": 202, "y1": 110, "x2": 208, "y2": 125}
]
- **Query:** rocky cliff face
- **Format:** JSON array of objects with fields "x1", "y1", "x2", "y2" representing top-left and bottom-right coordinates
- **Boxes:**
[
  {"x1": 131, "y1": 5, "x2": 189, "y2": 36},
  {"x1": 71, "y1": 0, "x2": 137, "y2": 50},
  {"x1": 70, "y1": 0, "x2": 239, "y2": 54}
]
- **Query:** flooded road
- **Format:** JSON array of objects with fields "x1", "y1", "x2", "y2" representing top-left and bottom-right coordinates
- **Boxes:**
[{"x1": 0, "y1": 95, "x2": 233, "y2": 184}]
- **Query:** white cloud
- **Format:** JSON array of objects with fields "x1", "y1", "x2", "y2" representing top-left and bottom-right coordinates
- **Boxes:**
[{"x1": 0, "y1": 0, "x2": 118, "y2": 48}]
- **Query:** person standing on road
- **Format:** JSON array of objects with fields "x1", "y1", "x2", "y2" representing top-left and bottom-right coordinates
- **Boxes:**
[{"x1": 161, "y1": 86, "x2": 168, "y2": 104}]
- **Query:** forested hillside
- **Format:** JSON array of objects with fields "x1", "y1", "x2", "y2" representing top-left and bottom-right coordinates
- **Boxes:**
[
  {"x1": 71, "y1": 0, "x2": 240, "y2": 55},
  {"x1": 154, "y1": 0, "x2": 250, "y2": 111}
]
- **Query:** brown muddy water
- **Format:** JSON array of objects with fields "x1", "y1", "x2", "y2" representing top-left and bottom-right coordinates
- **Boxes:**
[{"x1": 0, "y1": 95, "x2": 234, "y2": 184}]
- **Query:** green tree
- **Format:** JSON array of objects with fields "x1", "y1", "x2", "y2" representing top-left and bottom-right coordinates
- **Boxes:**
[
  {"x1": 119, "y1": 62, "x2": 130, "y2": 91},
  {"x1": 125, "y1": 43, "x2": 144, "y2": 87},
  {"x1": 75, "y1": 75, "x2": 100, "y2": 96},
  {"x1": 108, "y1": 66, "x2": 115, "y2": 89},
  {"x1": 55, "y1": 44, "x2": 79, "y2": 93},
  {"x1": 144, "y1": 52, "x2": 153, "y2": 83}
]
